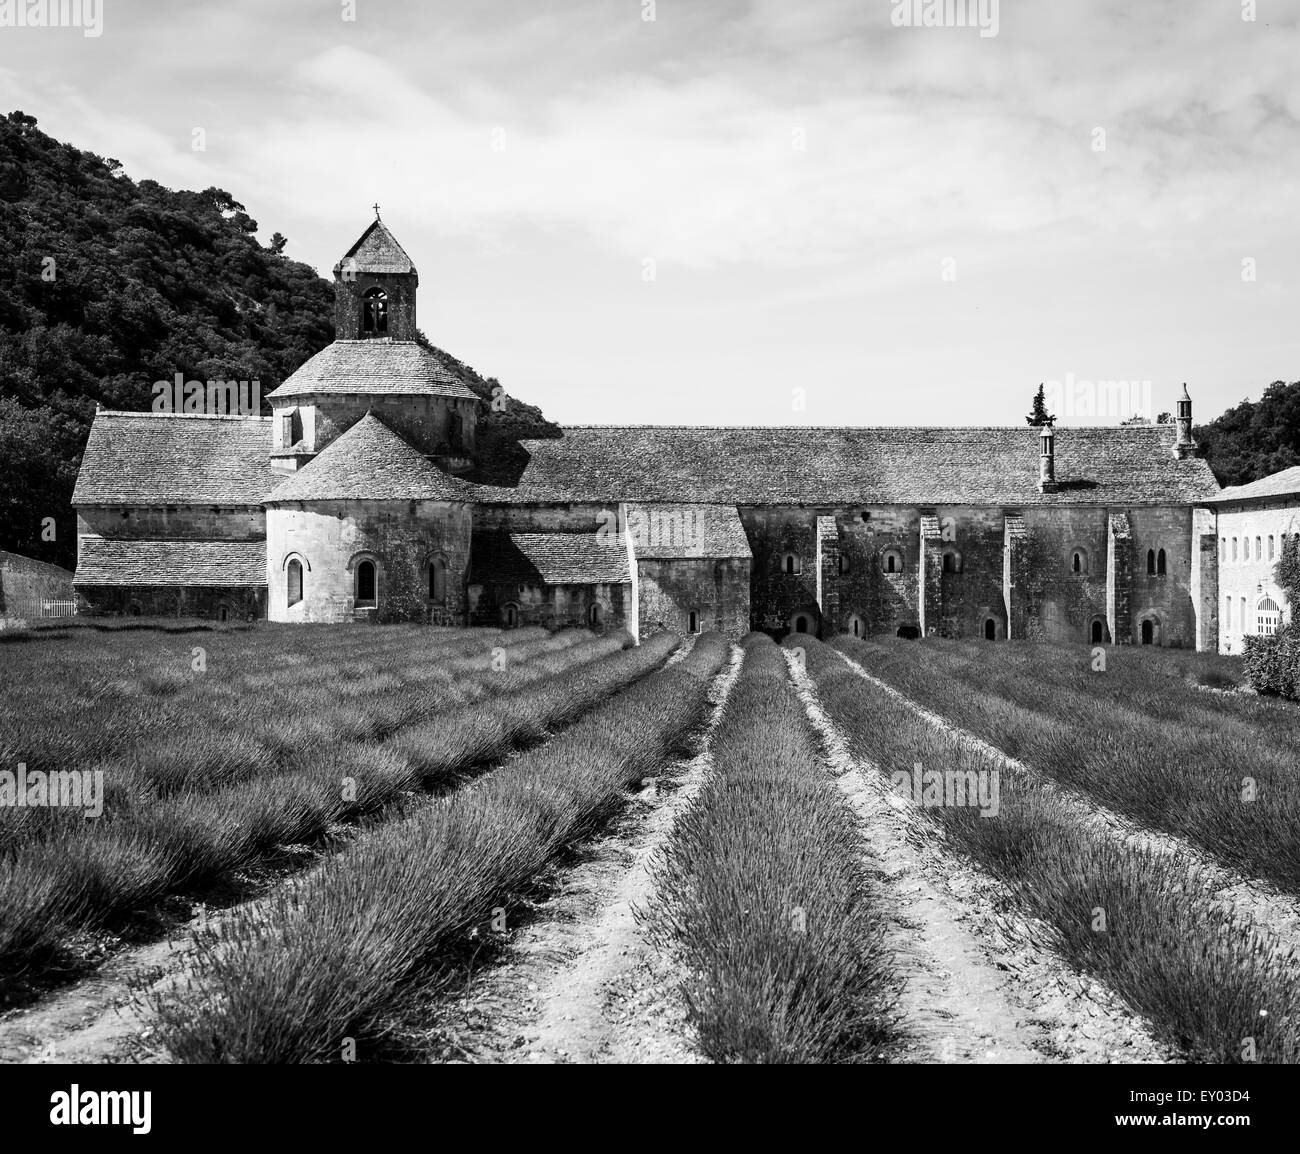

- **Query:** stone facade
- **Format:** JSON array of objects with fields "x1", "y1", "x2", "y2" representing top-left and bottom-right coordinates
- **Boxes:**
[
  {"x1": 266, "y1": 499, "x2": 472, "y2": 625},
  {"x1": 1212, "y1": 488, "x2": 1300, "y2": 654}
]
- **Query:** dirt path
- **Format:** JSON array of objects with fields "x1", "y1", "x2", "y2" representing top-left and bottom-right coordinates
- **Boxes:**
[
  {"x1": 785, "y1": 649, "x2": 1170, "y2": 1064},
  {"x1": 434, "y1": 645, "x2": 744, "y2": 1064},
  {"x1": 834, "y1": 648, "x2": 1300, "y2": 958}
]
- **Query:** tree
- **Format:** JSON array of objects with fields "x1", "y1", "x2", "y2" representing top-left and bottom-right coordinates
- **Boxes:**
[
  {"x1": 1025, "y1": 384, "x2": 1055, "y2": 427},
  {"x1": 1198, "y1": 380, "x2": 1300, "y2": 487},
  {"x1": 268, "y1": 232, "x2": 288, "y2": 255}
]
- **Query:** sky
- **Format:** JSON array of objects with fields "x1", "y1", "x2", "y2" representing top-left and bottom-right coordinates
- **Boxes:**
[{"x1": 0, "y1": 0, "x2": 1297, "y2": 428}]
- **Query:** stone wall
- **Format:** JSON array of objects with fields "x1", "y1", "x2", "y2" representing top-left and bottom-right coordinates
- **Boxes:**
[
  {"x1": 275, "y1": 394, "x2": 479, "y2": 459},
  {"x1": 77, "y1": 507, "x2": 266, "y2": 542},
  {"x1": 1017, "y1": 507, "x2": 1110, "y2": 642},
  {"x1": 1126, "y1": 505, "x2": 1197, "y2": 647},
  {"x1": 637, "y1": 557, "x2": 750, "y2": 639},
  {"x1": 266, "y1": 499, "x2": 472, "y2": 624},
  {"x1": 467, "y1": 578, "x2": 631, "y2": 634},
  {"x1": 0, "y1": 550, "x2": 75, "y2": 622},
  {"x1": 75, "y1": 584, "x2": 265, "y2": 620}
]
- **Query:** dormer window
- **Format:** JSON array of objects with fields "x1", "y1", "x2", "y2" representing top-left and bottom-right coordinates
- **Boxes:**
[{"x1": 362, "y1": 287, "x2": 388, "y2": 335}]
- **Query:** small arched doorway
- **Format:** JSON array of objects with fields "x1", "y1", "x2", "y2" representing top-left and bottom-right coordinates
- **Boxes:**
[
  {"x1": 984, "y1": 618, "x2": 996, "y2": 641},
  {"x1": 503, "y1": 602, "x2": 520, "y2": 629},
  {"x1": 1091, "y1": 619, "x2": 1104, "y2": 644},
  {"x1": 793, "y1": 614, "x2": 811, "y2": 635},
  {"x1": 688, "y1": 609, "x2": 699, "y2": 634},
  {"x1": 355, "y1": 560, "x2": 376, "y2": 607},
  {"x1": 589, "y1": 602, "x2": 603, "y2": 628},
  {"x1": 848, "y1": 614, "x2": 865, "y2": 639},
  {"x1": 1141, "y1": 620, "x2": 1154, "y2": 646}
]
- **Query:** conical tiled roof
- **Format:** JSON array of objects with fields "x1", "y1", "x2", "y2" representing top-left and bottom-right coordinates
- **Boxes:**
[
  {"x1": 267, "y1": 413, "x2": 470, "y2": 503},
  {"x1": 333, "y1": 219, "x2": 416, "y2": 275},
  {"x1": 265, "y1": 340, "x2": 480, "y2": 400}
]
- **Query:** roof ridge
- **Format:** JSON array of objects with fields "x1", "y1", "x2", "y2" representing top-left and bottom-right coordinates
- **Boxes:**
[
  {"x1": 549, "y1": 424, "x2": 1178, "y2": 432},
  {"x1": 94, "y1": 410, "x2": 271, "y2": 422}
]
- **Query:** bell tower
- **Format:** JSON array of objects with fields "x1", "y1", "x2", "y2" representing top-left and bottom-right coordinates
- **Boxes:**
[{"x1": 332, "y1": 208, "x2": 418, "y2": 341}]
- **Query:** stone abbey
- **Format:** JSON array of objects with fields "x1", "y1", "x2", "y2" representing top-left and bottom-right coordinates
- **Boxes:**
[{"x1": 71, "y1": 217, "x2": 1297, "y2": 652}]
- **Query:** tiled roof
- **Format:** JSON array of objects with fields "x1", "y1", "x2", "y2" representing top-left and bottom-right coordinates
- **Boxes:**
[
  {"x1": 475, "y1": 425, "x2": 1220, "y2": 507},
  {"x1": 74, "y1": 539, "x2": 267, "y2": 587},
  {"x1": 266, "y1": 340, "x2": 480, "y2": 400},
  {"x1": 333, "y1": 219, "x2": 416, "y2": 275},
  {"x1": 625, "y1": 503, "x2": 751, "y2": 559},
  {"x1": 72, "y1": 412, "x2": 276, "y2": 506},
  {"x1": 267, "y1": 413, "x2": 472, "y2": 503},
  {"x1": 472, "y1": 531, "x2": 630, "y2": 586},
  {"x1": 1209, "y1": 466, "x2": 1300, "y2": 504}
]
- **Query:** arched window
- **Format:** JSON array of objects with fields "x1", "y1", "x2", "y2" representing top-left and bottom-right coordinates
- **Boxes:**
[
  {"x1": 448, "y1": 410, "x2": 463, "y2": 450},
  {"x1": 1225, "y1": 595, "x2": 1233, "y2": 630},
  {"x1": 1232, "y1": 538, "x2": 1238, "y2": 561},
  {"x1": 882, "y1": 550, "x2": 904, "y2": 574},
  {"x1": 1147, "y1": 549, "x2": 1156, "y2": 575},
  {"x1": 782, "y1": 553, "x2": 801, "y2": 575},
  {"x1": 848, "y1": 614, "x2": 865, "y2": 639},
  {"x1": 287, "y1": 559, "x2": 303, "y2": 607},
  {"x1": 1157, "y1": 548, "x2": 1166, "y2": 576},
  {"x1": 688, "y1": 609, "x2": 699, "y2": 634},
  {"x1": 1220, "y1": 537, "x2": 1226, "y2": 562},
  {"x1": 1255, "y1": 537, "x2": 1262, "y2": 561},
  {"x1": 590, "y1": 602, "x2": 604, "y2": 627},
  {"x1": 428, "y1": 557, "x2": 447, "y2": 604},
  {"x1": 362, "y1": 287, "x2": 388, "y2": 335},
  {"x1": 356, "y1": 560, "x2": 376, "y2": 606},
  {"x1": 943, "y1": 550, "x2": 962, "y2": 574},
  {"x1": 838, "y1": 554, "x2": 850, "y2": 575},
  {"x1": 1258, "y1": 597, "x2": 1281, "y2": 637},
  {"x1": 1071, "y1": 548, "x2": 1089, "y2": 575},
  {"x1": 503, "y1": 602, "x2": 520, "y2": 629},
  {"x1": 1268, "y1": 535, "x2": 1276, "y2": 561}
]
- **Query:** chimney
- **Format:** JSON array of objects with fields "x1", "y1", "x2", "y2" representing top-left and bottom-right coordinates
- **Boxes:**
[
  {"x1": 1174, "y1": 383, "x2": 1197, "y2": 459},
  {"x1": 1039, "y1": 426, "x2": 1058, "y2": 493}
]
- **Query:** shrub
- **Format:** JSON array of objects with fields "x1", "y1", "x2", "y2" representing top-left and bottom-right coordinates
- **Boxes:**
[
  {"x1": 651, "y1": 636, "x2": 894, "y2": 1062},
  {"x1": 1243, "y1": 628, "x2": 1300, "y2": 700}
]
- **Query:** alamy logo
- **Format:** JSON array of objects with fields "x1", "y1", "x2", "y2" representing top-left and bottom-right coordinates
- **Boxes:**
[
  {"x1": 0, "y1": 0, "x2": 102, "y2": 37},
  {"x1": 0, "y1": 762, "x2": 104, "y2": 818},
  {"x1": 890, "y1": 0, "x2": 999, "y2": 38},
  {"x1": 596, "y1": 507, "x2": 706, "y2": 555},
  {"x1": 892, "y1": 760, "x2": 1000, "y2": 817},
  {"x1": 50, "y1": 1085, "x2": 151, "y2": 1134},
  {"x1": 152, "y1": 373, "x2": 262, "y2": 416}
]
